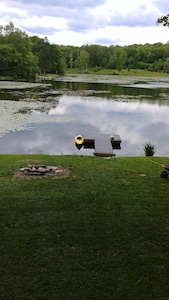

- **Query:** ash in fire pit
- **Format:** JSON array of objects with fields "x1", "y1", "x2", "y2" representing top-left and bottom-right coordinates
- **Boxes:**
[{"x1": 15, "y1": 165, "x2": 70, "y2": 178}]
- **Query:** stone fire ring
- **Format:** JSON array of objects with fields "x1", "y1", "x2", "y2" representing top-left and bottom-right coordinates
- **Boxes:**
[{"x1": 14, "y1": 165, "x2": 70, "y2": 178}]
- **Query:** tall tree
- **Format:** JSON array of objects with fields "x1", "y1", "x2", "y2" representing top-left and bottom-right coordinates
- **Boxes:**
[
  {"x1": 78, "y1": 49, "x2": 90, "y2": 72},
  {"x1": 157, "y1": 14, "x2": 169, "y2": 27},
  {"x1": 0, "y1": 22, "x2": 38, "y2": 78},
  {"x1": 83, "y1": 44, "x2": 109, "y2": 68},
  {"x1": 0, "y1": 44, "x2": 20, "y2": 74},
  {"x1": 31, "y1": 36, "x2": 65, "y2": 75},
  {"x1": 108, "y1": 46, "x2": 127, "y2": 71},
  {"x1": 31, "y1": 36, "x2": 51, "y2": 73}
]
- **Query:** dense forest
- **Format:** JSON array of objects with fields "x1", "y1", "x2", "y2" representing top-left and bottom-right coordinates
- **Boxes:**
[
  {"x1": 0, "y1": 22, "x2": 66, "y2": 79},
  {"x1": 1, "y1": 21, "x2": 169, "y2": 79}
]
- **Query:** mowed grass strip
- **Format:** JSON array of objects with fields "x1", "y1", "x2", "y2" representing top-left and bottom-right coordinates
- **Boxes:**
[{"x1": 1, "y1": 154, "x2": 169, "y2": 300}]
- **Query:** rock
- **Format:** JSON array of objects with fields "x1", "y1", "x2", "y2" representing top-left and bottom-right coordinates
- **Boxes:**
[{"x1": 19, "y1": 165, "x2": 65, "y2": 177}]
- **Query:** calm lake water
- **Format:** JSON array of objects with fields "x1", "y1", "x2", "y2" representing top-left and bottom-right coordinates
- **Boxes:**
[{"x1": 1, "y1": 74, "x2": 169, "y2": 157}]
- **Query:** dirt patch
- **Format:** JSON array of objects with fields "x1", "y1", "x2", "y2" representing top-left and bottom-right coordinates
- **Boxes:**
[{"x1": 13, "y1": 165, "x2": 70, "y2": 179}]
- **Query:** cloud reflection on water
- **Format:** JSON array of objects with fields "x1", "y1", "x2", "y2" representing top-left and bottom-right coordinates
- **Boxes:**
[{"x1": 0, "y1": 95, "x2": 169, "y2": 157}]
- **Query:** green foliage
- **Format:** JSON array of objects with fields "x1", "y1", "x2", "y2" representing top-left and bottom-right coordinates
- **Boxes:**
[
  {"x1": 61, "y1": 42, "x2": 169, "y2": 74},
  {"x1": 31, "y1": 36, "x2": 66, "y2": 75},
  {"x1": 78, "y1": 49, "x2": 90, "y2": 72},
  {"x1": 2, "y1": 19, "x2": 169, "y2": 79},
  {"x1": 0, "y1": 22, "x2": 38, "y2": 79},
  {"x1": 143, "y1": 142, "x2": 156, "y2": 156},
  {"x1": 107, "y1": 46, "x2": 127, "y2": 70},
  {"x1": 83, "y1": 44, "x2": 110, "y2": 68},
  {"x1": 93, "y1": 65, "x2": 102, "y2": 72},
  {"x1": 0, "y1": 44, "x2": 20, "y2": 74},
  {"x1": 0, "y1": 22, "x2": 66, "y2": 79},
  {"x1": 157, "y1": 14, "x2": 169, "y2": 27}
]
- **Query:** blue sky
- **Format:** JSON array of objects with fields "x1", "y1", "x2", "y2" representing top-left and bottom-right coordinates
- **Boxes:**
[{"x1": 1, "y1": 0, "x2": 169, "y2": 46}]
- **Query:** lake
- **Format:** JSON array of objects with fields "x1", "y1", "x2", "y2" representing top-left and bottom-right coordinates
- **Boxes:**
[{"x1": 1, "y1": 74, "x2": 169, "y2": 157}]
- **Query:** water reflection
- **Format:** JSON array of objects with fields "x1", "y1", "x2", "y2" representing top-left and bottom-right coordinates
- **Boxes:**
[
  {"x1": 52, "y1": 80, "x2": 162, "y2": 98},
  {"x1": 0, "y1": 93, "x2": 169, "y2": 157}
]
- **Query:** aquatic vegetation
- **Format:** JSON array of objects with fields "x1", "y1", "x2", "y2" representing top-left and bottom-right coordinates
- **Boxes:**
[
  {"x1": 0, "y1": 81, "x2": 51, "y2": 89},
  {"x1": 0, "y1": 100, "x2": 59, "y2": 136},
  {"x1": 0, "y1": 101, "x2": 34, "y2": 136}
]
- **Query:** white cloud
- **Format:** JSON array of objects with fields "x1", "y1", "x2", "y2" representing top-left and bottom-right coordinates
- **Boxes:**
[
  {"x1": 0, "y1": 0, "x2": 169, "y2": 46},
  {"x1": 15, "y1": 0, "x2": 106, "y2": 8}
]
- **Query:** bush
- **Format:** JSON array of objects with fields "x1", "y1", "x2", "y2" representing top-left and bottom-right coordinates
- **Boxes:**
[
  {"x1": 93, "y1": 66, "x2": 102, "y2": 72},
  {"x1": 143, "y1": 142, "x2": 156, "y2": 156}
]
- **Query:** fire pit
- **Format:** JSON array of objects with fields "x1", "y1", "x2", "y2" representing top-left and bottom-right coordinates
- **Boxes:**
[{"x1": 14, "y1": 165, "x2": 70, "y2": 178}]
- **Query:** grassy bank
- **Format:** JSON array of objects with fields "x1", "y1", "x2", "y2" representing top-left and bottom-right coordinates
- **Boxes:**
[
  {"x1": 1, "y1": 69, "x2": 169, "y2": 81},
  {"x1": 1, "y1": 154, "x2": 169, "y2": 299},
  {"x1": 65, "y1": 68, "x2": 169, "y2": 77}
]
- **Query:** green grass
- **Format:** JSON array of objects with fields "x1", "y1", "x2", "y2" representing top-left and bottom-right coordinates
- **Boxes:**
[
  {"x1": 2, "y1": 69, "x2": 169, "y2": 81},
  {"x1": 1, "y1": 154, "x2": 169, "y2": 299},
  {"x1": 65, "y1": 68, "x2": 169, "y2": 77}
]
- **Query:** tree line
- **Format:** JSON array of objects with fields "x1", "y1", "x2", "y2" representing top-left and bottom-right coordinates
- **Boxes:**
[
  {"x1": 0, "y1": 22, "x2": 66, "y2": 79},
  {"x1": 61, "y1": 43, "x2": 169, "y2": 73},
  {"x1": 0, "y1": 19, "x2": 169, "y2": 79}
]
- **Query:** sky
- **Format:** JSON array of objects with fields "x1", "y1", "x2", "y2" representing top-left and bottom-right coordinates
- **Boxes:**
[{"x1": 0, "y1": 0, "x2": 169, "y2": 47}]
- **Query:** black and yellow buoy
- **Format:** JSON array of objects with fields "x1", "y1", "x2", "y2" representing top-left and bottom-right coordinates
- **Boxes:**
[{"x1": 75, "y1": 135, "x2": 84, "y2": 150}]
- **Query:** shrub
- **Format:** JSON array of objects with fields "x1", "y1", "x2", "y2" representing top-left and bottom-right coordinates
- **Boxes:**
[{"x1": 143, "y1": 142, "x2": 156, "y2": 156}]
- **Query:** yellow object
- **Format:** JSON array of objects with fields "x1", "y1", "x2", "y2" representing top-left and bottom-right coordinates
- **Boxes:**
[{"x1": 75, "y1": 135, "x2": 84, "y2": 145}]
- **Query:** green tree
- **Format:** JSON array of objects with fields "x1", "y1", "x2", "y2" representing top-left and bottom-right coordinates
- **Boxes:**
[
  {"x1": 0, "y1": 44, "x2": 20, "y2": 74},
  {"x1": 0, "y1": 22, "x2": 38, "y2": 78},
  {"x1": 69, "y1": 52, "x2": 73, "y2": 69},
  {"x1": 31, "y1": 36, "x2": 65, "y2": 75},
  {"x1": 157, "y1": 14, "x2": 169, "y2": 27},
  {"x1": 83, "y1": 44, "x2": 109, "y2": 68},
  {"x1": 31, "y1": 36, "x2": 51, "y2": 73},
  {"x1": 49, "y1": 45, "x2": 66, "y2": 75},
  {"x1": 59, "y1": 45, "x2": 79, "y2": 69},
  {"x1": 124, "y1": 44, "x2": 138, "y2": 69},
  {"x1": 108, "y1": 46, "x2": 127, "y2": 71},
  {"x1": 155, "y1": 58, "x2": 163, "y2": 72},
  {"x1": 78, "y1": 49, "x2": 90, "y2": 72},
  {"x1": 164, "y1": 57, "x2": 169, "y2": 73},
  {"x1": 18, "y1": 52, "x2": 39, "y2": 78},
  {"x1": 4, "y1": 22, "x2": 32, "y2": 54}
]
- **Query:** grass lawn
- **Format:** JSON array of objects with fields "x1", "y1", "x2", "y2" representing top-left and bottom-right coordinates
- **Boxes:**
[{"x1": 1, "y1": 154, "x2": 169, "y2": 299}]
